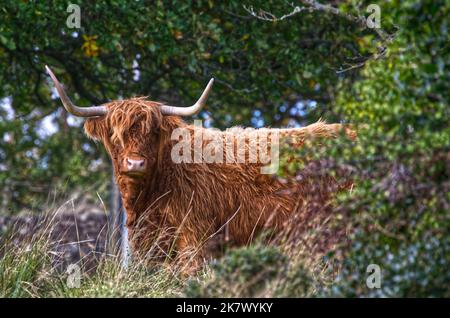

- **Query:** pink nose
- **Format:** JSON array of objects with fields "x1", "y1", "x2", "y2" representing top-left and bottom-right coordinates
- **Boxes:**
[{"x1": 124, "y1": 158, "x2": 146, "y2": 173}]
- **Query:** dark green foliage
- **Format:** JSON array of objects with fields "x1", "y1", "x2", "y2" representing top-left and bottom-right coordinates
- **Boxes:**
[
  {"x1": 321, "y1": 238, "x2": 450, "y2": 297},
  {"x1": 185, "y1": 245, "x2": 287, "y2": 297},
  {"x1": 0, "y1": 0, "x2": 385, "y2": 212},
  {"x1": 316, "y1": 0, "x2": 449, "y2": 297},
  {"x1": 185, "y1": 245, "x2": 318, "y2": 297}
]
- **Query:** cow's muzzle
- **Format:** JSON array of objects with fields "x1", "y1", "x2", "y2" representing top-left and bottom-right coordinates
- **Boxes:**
[{"x1": 122, "y1": 157, "x2": 146, "y2": 177}]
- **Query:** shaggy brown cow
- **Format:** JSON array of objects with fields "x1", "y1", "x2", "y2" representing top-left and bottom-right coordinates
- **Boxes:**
[{"x1": 46, "y1": 66, "x2": 355, "y2": 273}]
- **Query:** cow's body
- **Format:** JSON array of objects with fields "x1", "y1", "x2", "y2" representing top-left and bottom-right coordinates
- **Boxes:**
[
  {"x1": 84, "y1": 99, "x2": 354, "y2": 271},
  {"x1": 45, "y1": 67, "x2": 354, "y2": 273}
]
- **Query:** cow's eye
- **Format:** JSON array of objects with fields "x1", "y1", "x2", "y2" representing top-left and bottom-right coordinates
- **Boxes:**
[{"x1": 130, "y1": 125, "x2": 140, "y2": 134}]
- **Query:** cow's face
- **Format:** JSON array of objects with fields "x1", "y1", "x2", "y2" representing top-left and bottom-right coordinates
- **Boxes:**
[
  {"x1": 84, "y1": 100, "x2": 164, "y2": 180},
  {"x1": 45, "y1": 65, "x2": 213, "y2": 180}
]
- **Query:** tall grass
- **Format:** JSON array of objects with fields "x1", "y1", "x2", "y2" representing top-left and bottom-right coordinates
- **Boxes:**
[
  {"x1": 0, "y1": 216, "x2": 336, "y2": 298},
  {"x1": 0, "y1": 228, "x2": 185, "y2": 297},
  {"x1": 0, "y1": 181, "x2": 343, "y2": 298},
  {"x1": 0, "y1": 205, "x2": 186, "y2": 298}
]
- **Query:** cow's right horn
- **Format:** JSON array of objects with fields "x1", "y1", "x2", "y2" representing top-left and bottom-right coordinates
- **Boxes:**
[
  {"x1": 45, "y1": 65, "x2": 108, "y2": 117},
  {"x1": 160, "y1": 78, "x2": 214, "y2": 116}
]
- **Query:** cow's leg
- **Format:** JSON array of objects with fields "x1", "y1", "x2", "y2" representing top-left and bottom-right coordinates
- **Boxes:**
[{"x1": 175, "y1": 230, "x2": 208, "y2": 276}]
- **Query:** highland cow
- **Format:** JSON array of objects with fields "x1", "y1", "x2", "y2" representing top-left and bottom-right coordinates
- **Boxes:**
[{"x1": 46, "y1": 66, "x2": 355, "y2": 273}]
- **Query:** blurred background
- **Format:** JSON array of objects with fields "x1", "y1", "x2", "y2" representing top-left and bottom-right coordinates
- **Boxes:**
[{"x1": 0, "y1": 0, "x2": 448, "y2": 297}]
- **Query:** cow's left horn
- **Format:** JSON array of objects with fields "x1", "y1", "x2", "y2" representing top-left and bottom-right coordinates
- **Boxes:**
[
  {"x1": 160, "y1": 78, "x2": 214, "y2": 116},
  {"x1": 45, "y1": 65, "x2": 108, "y2": 117}
]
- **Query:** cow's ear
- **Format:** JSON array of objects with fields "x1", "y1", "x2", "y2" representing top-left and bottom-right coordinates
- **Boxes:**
[{"x1": 84, "y1": 117, "x2": 107, "y2": 141}]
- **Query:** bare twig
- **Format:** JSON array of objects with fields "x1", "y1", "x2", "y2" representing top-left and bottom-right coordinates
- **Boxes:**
[
  {"x1": 244, "y1": 0, "x2": 392, "y2": 40},
  {"x1": 244, "y1": 0, "x2": 397, "y2": 74},
  {"x1": 335, "y1": 45, "x2": 387, "y2": 74},
  {"x1": 244, "y1": 3, "x2": 306, "y2": 21}
]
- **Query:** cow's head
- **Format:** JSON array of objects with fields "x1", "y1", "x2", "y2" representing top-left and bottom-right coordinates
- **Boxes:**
[{"x1": 45, "y1": 66, "x2": 213, "y2": 181}]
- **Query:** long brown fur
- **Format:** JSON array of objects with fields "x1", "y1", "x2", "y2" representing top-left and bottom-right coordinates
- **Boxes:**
[{"x1": 84, "y1": 97, "x2": 355, "y2": 273}]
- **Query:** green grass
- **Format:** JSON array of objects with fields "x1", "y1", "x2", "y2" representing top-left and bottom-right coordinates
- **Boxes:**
[
  {"x1": 0, "y1": 191, "x2": 341, "y2": 298},
  {"x1": 0, "y1": 234, "x2": 183, "y2": 297},
  {"x1": 0, "y1": 217, "x2": 332, "y2": 298},
  {"x1": 0, "y1": 212, "x2": 184, "y2": 298}
]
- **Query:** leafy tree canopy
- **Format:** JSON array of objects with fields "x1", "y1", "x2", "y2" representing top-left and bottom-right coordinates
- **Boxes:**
[{"x1": 0, "y1": 0, "x2": 389, "y2": 210}]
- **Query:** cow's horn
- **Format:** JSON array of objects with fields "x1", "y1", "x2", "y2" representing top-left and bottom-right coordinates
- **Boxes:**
[
  {"x1": 45, "y1": 65, "x2": 108, "y2": 117},
  {"x1": 160, "y1": 78, "x2": 214, "y2": 116}
]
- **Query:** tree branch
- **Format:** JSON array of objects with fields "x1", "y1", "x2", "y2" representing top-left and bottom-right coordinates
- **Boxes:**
[{"x1": 244, "y1": 0, "x2": 397, "y2": 74}]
